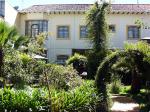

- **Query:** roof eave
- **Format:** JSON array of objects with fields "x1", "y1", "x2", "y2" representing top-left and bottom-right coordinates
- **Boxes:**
[{"x1": 19, "y1": 10, "x2": 87, "y2": 14}]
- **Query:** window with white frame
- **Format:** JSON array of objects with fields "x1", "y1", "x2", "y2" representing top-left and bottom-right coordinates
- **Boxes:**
[
  {"x1": 25, "y1": 20, "x2": 48, "y2": 37},
  {"x1": 127, "y1": 26, "x2": 140, "y2": 39},
  {"x1": 57, "y1": 26, "x2": 69, "y2": 39},
  {"x1": 56, "y1": 55, "x2": 69, "y2": 64},
  {"x1": 80, "y1": 26, "x2": 88, "y2": 38}
]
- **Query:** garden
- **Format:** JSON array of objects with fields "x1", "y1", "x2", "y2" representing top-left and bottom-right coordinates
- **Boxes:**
[{"x1": 0, "y1": 1, "x2": 150, "y2": 112}]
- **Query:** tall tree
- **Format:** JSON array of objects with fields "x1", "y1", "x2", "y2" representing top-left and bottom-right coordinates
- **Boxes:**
[
  {"x1": 0, "y1": 21, "x2": 25, "y2": 77},
  {"x1": 86, "y1": 2, "x2": 109, "y2": 78}
]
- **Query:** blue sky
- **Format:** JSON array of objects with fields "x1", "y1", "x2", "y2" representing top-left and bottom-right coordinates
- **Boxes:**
[{"x1": 7, "y1": 0, "x2": 150, "y2": 9}]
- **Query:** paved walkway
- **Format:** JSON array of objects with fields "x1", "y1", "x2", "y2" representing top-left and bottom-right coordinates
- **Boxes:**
[{"x1": 111, "y1": 95, "x2": 140, "y2": 112}]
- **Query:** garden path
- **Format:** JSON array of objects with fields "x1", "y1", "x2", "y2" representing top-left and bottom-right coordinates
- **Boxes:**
[{"x1": 111, "y1": 95, "x2": 140, "y2": 112}]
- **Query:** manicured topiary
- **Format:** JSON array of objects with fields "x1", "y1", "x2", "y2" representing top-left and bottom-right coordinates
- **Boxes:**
[
  {"x1": 66, "y1": 53, "x2": 87, "y2": 74},
  {"x1": 86, "y1": 2, "x2": 109, "y2": 79}
]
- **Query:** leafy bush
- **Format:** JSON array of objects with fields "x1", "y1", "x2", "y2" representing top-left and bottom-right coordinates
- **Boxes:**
[
  {"x1": 40, "y1": 64, "x2": 82, "y2": 90},
  {"x1": 0, "y1": 88, "x2": 49, "y2": 112},
  {"x1": 87, "y1": 50, "x2": 107, "y2": 79},
  {"x1": 108, "y1": 78, "x2": 122, "y2": 94},
  {"x1": 4, "y1": 49, "x2": 30, "y2": 87},
  {"x1": 0, "y1": 81, "x2": 103, "y2": 112},
  {"x1": 19, "y1": 53, "x2": 32, "y2": 66},
  {"x1": 4, "y1": 48, "x2": 82, "y2": 90},
  {"x1": 50, "y1": 80, "x2": 101, "y2": 112},
  {"x1": 4, "y1": 48, "x2": 47, "y2": 87},
  {"x1": 66, "y1": 53, "x2": 87, "y2": 74}
]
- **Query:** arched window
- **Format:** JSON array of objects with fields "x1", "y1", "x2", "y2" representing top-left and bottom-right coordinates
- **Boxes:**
[{"x1": 25, "y1": 20, "x2": 48, "y2": 37}]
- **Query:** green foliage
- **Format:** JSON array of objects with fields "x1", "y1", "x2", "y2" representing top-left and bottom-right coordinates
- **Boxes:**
[
  {"x1": 86, "y1": 2, "x2": 109, "y2": 78},
  {"x1": 135, "y1": 19, "x2": 144, "y2": 28},
  {"x1": 4, "y1": 49, "x2": 31, "y2": 87},
  {"x1": 108, "y1": 77, "x2": 122, "y2": 94},
  {"x1": 26, "y1": 33, "x2": 47, "y2": 55},
  {"x1": 86, "y1": 2, "x2": 108, "y2": 50},
  {"x1": 124, "y1": 41, "x2": 150, "y2": 82},
  {"x1": 0, "y1": 88, "x2": 49, "y2": 112},
  {"x1": 95, "y1": 41, "x2": 150, "y2": 111},
  {"x1": 125, "y1": 41, "x2": 150, "y2": 65},
  {"x1": 129, "y1": 88, "x2": 150, "y2": 111},
  {"x1": 66, "y1": 53, "x2": 87, "y2": 74},
  {"x1": 0, "y1": 21, "x2": 19, "y2": 47},
  {"x1": 40, "y1": 64, "x2": 82, "y2": 90},
  {"x1": 0, "y1": 21, "x2": 26, "y2": 79},
  {"x1": 125, "y1": 41, "x2": 150, "y2": 55},
  {"x1": 95, "y1": 51, "x2": 120, "y2": 92},
  {"x1": 50, "y1": 80, "x2": 101, "y2": 112},
  {"x1": 0, "y1": 81, "x2": 103, "y2": 112},
  {"x1": 87, "y1": 50, "x2": 107, "y2": 79},
  {"x1": 119, "y1": 86, "x2": 131, "y2": 95},
  {"x1": 19, "y1": 53, "x2": 32, "y2": 66},
  {"x1": 4, "y1": 47, "x2": 82, "y2": 90},
  {"x1": 66, "y1": 53, "x2": 87, "y2": 65},
  {"x1": 95, "y1": 51, "x2": 123, "y2": 111}
]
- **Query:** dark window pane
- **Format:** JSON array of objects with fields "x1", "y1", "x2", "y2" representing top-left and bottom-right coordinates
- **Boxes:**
[
  {"x1": 25, "y1": 20, "x2": 48, "y2": 37},
  {"x1": 31, "y1": 24, "x2": 39, "y2": 37},
  {"x1": 0, "y1": 0, "x2": 5, "y2": 17},
  {"x1": 57, "y1": 26, "x2": 69, "y2": 38},
  {"x1": 128, "y1": 26, "x2": 140, "y2": 39},
  {"x1": 57, "y1": 55, "x2": 69, "y2": 64},
  {"x1": 80, "y1": 26, "x2": 88, "y2": 38}
]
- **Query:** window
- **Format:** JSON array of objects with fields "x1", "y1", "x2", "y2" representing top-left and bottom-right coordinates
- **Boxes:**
[
  {"x1": 0, "y1": 0, "x2": 5, "y2": 17},
  {"x1": 80, "y1": 26, "x2": 88, "y2": 38},
  {"x1": 127, "y1": 26, "x2": 140, "y2": 39},
  {"x1": 57, "y1": 26, "x2": 69, "y2": 39},
  {"x1": 56, "y1": 55, "x2": 69, "y2": 65},
  {"x1": 31, "y1": 24, "x2": 39, "y2": 37},
  {"x1": 109, "y1": 25, "x2": 116, "y2": 33},
  {"x1": 25, "y1": 20, "x2": 48, "y2": 37}
]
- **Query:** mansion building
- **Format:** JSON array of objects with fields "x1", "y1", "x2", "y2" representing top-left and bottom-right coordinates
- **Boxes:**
[{"x1": 2, "y1": 2, "x2": 150, "y2": 63}]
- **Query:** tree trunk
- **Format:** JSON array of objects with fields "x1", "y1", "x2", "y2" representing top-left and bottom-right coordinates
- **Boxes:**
[{"x1": 131, "y1": 68, "x2": 141, "y2": 94}]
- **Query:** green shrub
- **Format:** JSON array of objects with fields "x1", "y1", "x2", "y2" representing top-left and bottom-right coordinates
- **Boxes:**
[
  {"x1": 50, "y1": 80, "x2": 101, "y2": 112},
  {"x1": 0, "y1": 88, "x2": 49, "y2": 112},
  {"x1": 87, "y1": 50, "x2": 107, "y2": 79},
  {"x1": 0, "y1": 81, "x2": 107, "y2": 112},
  {"x1": 40, "y1": 64, "x2": 82, "y2": 90},
  {"x1": 66, "y1": 53, "x2": 87, "y2": 74},
  {"x1": 4, "y1": 49, "x2": 30, "y2": 87},
  {"x1": 19, "y1": 53, "x2": 32, "y2": 66},
  {"x1": 108, "y1": 78, "x2": 122, "y2": 94},
  {"x1": 0, "y1": 81, "x2": 104, "y2": 112}
]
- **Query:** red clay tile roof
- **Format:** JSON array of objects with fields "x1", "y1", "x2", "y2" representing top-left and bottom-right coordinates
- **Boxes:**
[{"x1": 20, "y1": 4, "x2": 150, "y2": 13}]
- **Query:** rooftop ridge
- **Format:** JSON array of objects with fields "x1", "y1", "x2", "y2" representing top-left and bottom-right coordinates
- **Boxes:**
[
  {"x1": 31, "y1": 4, "x2": 150, "y2": 6},
  {"x1": 20, "y1": 4, "x2": 150, "y2": 13}
]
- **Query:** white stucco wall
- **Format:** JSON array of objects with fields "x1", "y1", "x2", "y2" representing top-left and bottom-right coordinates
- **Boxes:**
[
  {"x1": 5, "y1": 1, "x2": 18, "y2": 26},
  {"x1": 18, "y1": 12, "x2": 150, "y2": 62},
  {"x1": 107, "y1": 14, "x2": 150, "y2": 49}
]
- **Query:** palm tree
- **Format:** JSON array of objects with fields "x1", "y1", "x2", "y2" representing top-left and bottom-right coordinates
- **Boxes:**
[{"x1": 0, "y1": 21, "x2": 25, "y2": 78}]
